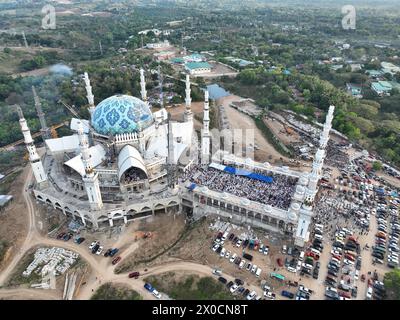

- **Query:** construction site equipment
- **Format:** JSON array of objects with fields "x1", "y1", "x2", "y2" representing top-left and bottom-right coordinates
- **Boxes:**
[
  {"x1": 32, "y1": 85, "x2": 52, "y2": 141},
  {"x1": 58, "y1": 99, "x2": 80, "y2": 118},
  {"x1": 0, "y1": 121, "x2": 68, "y2": 152},
  {"x1": 58, "y1": 99, "x2": 92, "y2": 133}
]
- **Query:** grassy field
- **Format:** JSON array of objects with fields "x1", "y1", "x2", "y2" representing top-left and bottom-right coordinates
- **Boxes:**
[
  {"x1": 91, "y1": 283, "x2": 142, "y2": 300},
  {"x1": 6, "y1": 249, "x2": 41, "y2": 287},
  {"x1": 144, "y1": 272, "x2": 235, "y2": 300},
  {"x1": 0, "y1": 170, "x2": 22, "y2": 194}
]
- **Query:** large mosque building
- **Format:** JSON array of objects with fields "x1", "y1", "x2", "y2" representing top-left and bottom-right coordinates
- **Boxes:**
[{"x1": 19, "y1": 69, "x2": 335, "y2": 247}]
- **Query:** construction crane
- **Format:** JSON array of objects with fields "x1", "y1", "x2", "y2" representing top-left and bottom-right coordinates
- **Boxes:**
[
  {"x1": 0, "y1": 121, "x2": 68, "y2": 152},
  {"x1": 32, "y1": 85, "x2": 52, "y2": 141},
  {"x1": 58, "y1": 99, "x2": 80, "y2": 118},
  {"x1": 58, "y1": 99, "x2": 92, "y2": 133}
]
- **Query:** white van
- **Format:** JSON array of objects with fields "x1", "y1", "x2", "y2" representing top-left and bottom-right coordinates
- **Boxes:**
[
  {"x1": 311, "y1": 248, "x2": 321, "y2": 255},
  {"x1": 287, "y1": 266, "x2": 297, "y2": 273},
  {"x1": 315, "y1": 228, "x2": 323, "y2": 235},
  {"x1": 299, "y1": 251, "x2": 305, "y2": 261},
  {"x1": 315, "y1": 224, "x2": 324, "y2": 230},
  {"x1": 221, "y1": 231, "x2": 229, "y2": 241},
  {"x1": 315, "y1": 234, "x2": 324, "y2": 241},
  {"x1": 256, "y1": 267, "x2": 262, "y2": 277}
]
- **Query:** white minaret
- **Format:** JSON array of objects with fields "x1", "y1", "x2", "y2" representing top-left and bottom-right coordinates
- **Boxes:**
[
  {"x1": 201, "y1": 90, "x2": 211, "y2": 164},
  {"x1": 319, "y1": 105, "x2": 334, "y2": 149},
  {"x1": 77, "y1": 121, "x2": 103, "y2": 210},
  {"x1": 305, "y1": 105, "x2": 335, "y2": 202},
  {"x1": 17, "y1": 106, "x2": 47, "y2": 185},
  {"x1": 84, "y1": 72, "x2": 95, "y2": 117},
  {"x1": 183, "y1": 74, "x2": 193, "y2": 122},
  {"x1": 167, "y1": 114, "x2": 175, "y2": 165},
  {"x1": 140, "y1": 68, "x2": 148, "y2": 102}
]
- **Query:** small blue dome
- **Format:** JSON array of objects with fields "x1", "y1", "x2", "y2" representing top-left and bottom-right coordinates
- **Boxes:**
[{"x1": 92, "y1": 95, "x2": 153, "y2": 136}]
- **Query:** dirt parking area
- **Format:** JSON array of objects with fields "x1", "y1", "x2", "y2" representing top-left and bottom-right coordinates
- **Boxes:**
[
  {"x1": 159, "y1": 217, "x2": 305, "y2": 297},
  {"x1": 114, "y1": 214, "x2": 186, "y2": 273},
  {"x1": 264, "y1": 117, "x2": 302, "y2": 146},
  {"x1": 167, "y1": 102, "x2": 204, "y2": 130}
]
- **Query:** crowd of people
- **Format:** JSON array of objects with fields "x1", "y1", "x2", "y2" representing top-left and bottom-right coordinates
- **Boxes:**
[
  {"x1": 324, "y1": 141, "x2": 350, "y2": 168},
  {"x1": 180, "y1": 164, "x2": 298, "y2": 210},
  {"x1": 122, "y1": 168, "x2": 147, "y2": 184}
]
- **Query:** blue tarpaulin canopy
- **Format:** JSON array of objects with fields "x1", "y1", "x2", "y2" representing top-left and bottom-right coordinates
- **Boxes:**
[
  {"x1": 187, "y1": 183, "x2": 197, "y2": 191},
  {"x1": 222, "y1": 165, "x2": 273, "y2": 183}
]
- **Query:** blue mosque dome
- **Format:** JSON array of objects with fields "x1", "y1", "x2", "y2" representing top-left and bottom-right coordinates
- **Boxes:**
[{"x1": 91, "y1": 95, "x2": 153, "y2": 136}]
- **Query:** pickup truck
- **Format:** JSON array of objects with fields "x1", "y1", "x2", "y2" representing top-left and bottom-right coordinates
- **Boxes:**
[{"x1": 109, "y1": 248, "x2": 119, "y2": 257}]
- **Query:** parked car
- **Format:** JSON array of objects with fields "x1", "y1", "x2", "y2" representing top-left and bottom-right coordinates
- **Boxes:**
[
  {"x1": 230, "y1": 283, "x2": 239, "y2": 293},
  {"x1": 89, "y1": 241, "x2": 97, "y2": 250},
  {"x1": 212, "y1": 269, "x2": 222, "y2": 276},
  {"x1": 57, "y1": 232, "x2": 66, "y2": 240},
  {"x1": 246, "y1": 290, "x2": 257, "y2": 300},
  {"x1": 152, "y1": 290, "x2": 162, "y2": 299},
  {"x1": 218, "y1": 277, "x2": 227, "y2": 284},
  {"x1": 281, "y1": 290, "x2": 294, "y2": 299},
  {"x1": 111, "y1": 256, "x2": 121, "y2": 265},
  {"x1": 128, "y1": 272, "x2": 140, "y2": 278},
  {"x1": 144, "y1": 283, "x2": 154, "y2": 292},
  {"x1": 109, "y1": 248, "x2": 119, "y2": 257},
  {"x1": 366, "y1": 286, "x2": 373, "y2": 300},
  {"x1": 96, "y1": 246, "x2": 103, "y2": 255}
]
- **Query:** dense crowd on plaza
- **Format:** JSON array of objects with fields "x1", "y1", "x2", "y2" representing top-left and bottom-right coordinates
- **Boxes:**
[{"x1": 180, "y1": 165, "x2": 298, "y2": 210}]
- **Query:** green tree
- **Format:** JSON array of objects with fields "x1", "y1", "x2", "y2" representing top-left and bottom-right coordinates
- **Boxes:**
[
  {"x1": 384, "y1": 269, "x2": 400, "y2": 300},
  {"x1": 372, "y1": 161, "x2": 383, "y2": 171}
]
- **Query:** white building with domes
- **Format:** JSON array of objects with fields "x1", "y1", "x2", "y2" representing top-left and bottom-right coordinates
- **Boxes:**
[{"x1": 23, "y1": 69, "x2": 335, "y2": 247}]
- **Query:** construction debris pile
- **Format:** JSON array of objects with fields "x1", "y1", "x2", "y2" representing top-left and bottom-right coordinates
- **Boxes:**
[{"x1": 23, "y1": 247, "x2": 79, "y2": 277}]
